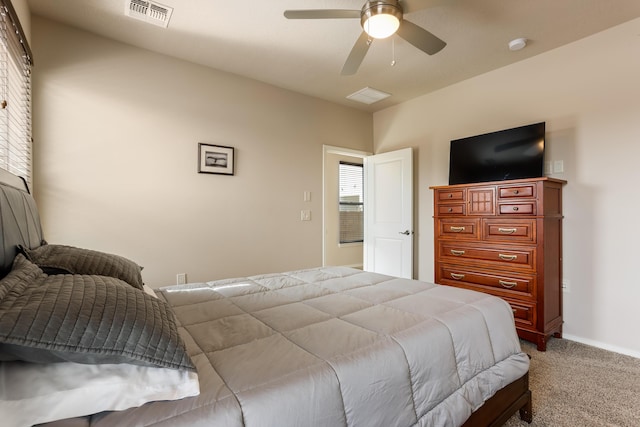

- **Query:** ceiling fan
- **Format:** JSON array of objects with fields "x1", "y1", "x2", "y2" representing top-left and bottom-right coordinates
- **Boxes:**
[{"x1": 284, "y1": 0, "x2": 447, "y2": 75}]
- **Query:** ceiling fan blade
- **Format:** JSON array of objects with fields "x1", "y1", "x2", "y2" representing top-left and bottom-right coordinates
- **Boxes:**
[
  {"x1": 341, "y1": 32, "x2": 371, "y2": 76},
  {"x1": 284, "y1": 10, "x2": 360, "y2": 19},
  {"x1": 400, "y1": 0, "x2": 448, "y2": 14},
  {"x1": 396, "y1": 20, "x2": 446, "y2": 55}
]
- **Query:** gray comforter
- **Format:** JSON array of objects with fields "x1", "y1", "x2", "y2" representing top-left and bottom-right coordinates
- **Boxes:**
[{"x1": 54, "y1": 267, "x2": 530, "y2": 427}]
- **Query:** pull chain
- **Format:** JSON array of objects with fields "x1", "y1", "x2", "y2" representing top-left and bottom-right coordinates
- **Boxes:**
[{"x1": 391, "y1": 38, "x2": 396, "y2": 67}]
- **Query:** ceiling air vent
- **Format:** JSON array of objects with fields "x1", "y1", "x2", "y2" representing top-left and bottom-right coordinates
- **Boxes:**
[
  {"x1": 346, "y1": 87, "x2": 391, "y2": 105},
  {"x1": 125, "y1": 0, "x2": 173, "y2": 28}
]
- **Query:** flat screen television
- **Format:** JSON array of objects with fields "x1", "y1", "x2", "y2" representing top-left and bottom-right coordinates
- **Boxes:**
[{"x1": 448, "y1": 122, "x2": 545, "y2": 185}]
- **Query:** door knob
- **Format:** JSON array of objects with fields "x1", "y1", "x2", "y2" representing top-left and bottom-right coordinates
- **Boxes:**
[{"x1": 399, "y1": 230, "x2": 411, "y2": 235}]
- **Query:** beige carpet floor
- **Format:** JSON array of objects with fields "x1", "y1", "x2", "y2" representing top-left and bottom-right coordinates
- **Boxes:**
[{"x1": 503, "y1": 338, "x2": 640, "y2": 427}]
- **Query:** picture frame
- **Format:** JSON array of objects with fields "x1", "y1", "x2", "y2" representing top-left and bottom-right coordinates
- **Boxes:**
[{"x1": 198, "y1": 143, "x2": 235, "y2": 175}]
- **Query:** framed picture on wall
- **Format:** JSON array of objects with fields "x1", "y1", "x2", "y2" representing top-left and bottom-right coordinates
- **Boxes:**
[{"x1": 198, "y1": 143, "x2": 235, "y2": 175}]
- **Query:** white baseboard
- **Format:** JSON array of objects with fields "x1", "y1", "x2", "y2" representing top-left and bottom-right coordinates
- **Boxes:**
[{"x1": 563, "y1": 334, "x2": 640, "y2": 359}]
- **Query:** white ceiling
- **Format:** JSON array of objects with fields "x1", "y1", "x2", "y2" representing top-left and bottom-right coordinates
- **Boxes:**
[{"x1": 27, "y1": 0, "x2": 640, "y2": 112}]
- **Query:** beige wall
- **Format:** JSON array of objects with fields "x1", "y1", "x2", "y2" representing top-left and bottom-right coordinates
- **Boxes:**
[
  {"x1": 29, "y1": 11, "x2": 640, "y2": 356},
  {"x1": 10, "y1": 0, "x2": 30, "y2": 44},
  {"x1": 31, "y1": 17, "x2": 373, "y2": 286},
  {"x1": 373, "y1": 17, "x2": 640, "y2": 357}
]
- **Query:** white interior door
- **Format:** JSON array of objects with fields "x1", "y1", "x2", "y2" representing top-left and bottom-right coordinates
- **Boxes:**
[{"x1": 364, "y1": 147, "x2": 413, "y2": 278}]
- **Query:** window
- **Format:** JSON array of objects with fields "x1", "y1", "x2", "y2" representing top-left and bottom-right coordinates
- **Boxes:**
[
  {"x1": 0, "y1": 0, "x2": 32, "y2": 185},
  {"x1": 339, "y1": 161, "x2": 364, "y2": 244}
]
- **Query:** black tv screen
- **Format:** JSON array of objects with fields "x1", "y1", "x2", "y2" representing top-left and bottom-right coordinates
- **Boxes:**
[{"x1": 448, "y1": 122, "x2": 545, "y2": 185}]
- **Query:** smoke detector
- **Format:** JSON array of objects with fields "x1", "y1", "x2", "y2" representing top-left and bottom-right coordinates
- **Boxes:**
[
  {"x1": 508, "y1": 38, "x2": 527, "y2": 51},
  {"x1": 125, "y1": 0, "x2": 173, "y2": 28}
]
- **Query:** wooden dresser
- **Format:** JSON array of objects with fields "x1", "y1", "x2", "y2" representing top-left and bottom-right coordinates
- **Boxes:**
[{"x1": 430, "y1": 177, "x2": 566, "y2": 351}]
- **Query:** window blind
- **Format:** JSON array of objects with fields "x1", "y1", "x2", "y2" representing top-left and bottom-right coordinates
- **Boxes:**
[
  {"x1": 339, "y1": 162, "x2": 364, "y2": 244},
  {"x1": 0, "y1": 0, "x2": 32, "y2": 186}
]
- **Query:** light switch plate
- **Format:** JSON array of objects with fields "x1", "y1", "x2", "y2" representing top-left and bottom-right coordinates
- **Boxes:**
[
  {"x1": 303, "y1": 191, "x2": 311, "y2": 202},
  {"x1": 553, "y1": 160, "x2": 564, "y2": 173}
]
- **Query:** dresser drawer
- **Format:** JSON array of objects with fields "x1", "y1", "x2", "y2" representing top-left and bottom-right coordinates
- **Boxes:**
[
  {"x1": 483, "y1": 219, "x2": 536, "y2": 243},
  {"x1": 438, "y1": 265, "x2": 535, "y2": 299},
  {"x1": 436, "y1": 218, "x2": 480, "y2": 240},
  {"x1": 498, "y1": 202, "x2": 536, "y2": 215},
  {"x1": 436, "y1": 189, "x2": 465, "y2": 202},
  {"x1": 437, "y1": 204, "x2": 466, "y2": 216},
  {"x1": 504, "y1": 298, "x2": 536, "y2": 329},
  {"x1": 498, "y1": 184, "x2": 535, "y2": 199},
  {"x1": 439, "y1": 242, "x2": 535, "y2": 270}
]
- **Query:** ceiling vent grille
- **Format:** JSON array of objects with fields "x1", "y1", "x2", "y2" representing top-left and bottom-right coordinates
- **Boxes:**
[
  {"x1": 125, "y1": 0, "x2": 173, "y2": 28},
  {"x1": 346, "y1": 87, "x2": 391, "y2": 105}
]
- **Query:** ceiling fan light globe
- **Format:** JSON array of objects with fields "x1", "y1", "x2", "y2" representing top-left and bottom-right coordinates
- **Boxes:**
[
  {"x1": 361, "y1": 1, "x2": 403, "y2": 39},
  {"x1": 364, "y1": 14, "x2": 400, "y2": 39}
]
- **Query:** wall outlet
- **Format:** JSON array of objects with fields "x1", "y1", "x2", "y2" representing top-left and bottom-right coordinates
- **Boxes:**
[
  {"x1": 562, "y1": 279, "x2": 570, "y2": 293},
  {"x1": 177, "y1": 273, "x2": 187, "y2": 285},
  {"x1": 300, "y1": 210, "x2": 311, "y2": 221}
]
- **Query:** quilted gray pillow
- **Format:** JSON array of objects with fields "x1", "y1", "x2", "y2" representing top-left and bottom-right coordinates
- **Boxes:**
[
  {"x1": 20, "y1": 244, "x2": 144, "y2": 290},
  {"x1": 0, "y1": 255, "x2": 195, "y2": 371}
]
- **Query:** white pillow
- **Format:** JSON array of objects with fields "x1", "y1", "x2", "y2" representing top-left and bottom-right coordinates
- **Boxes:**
[{"x1": 0, "y1": 360, "x2": 199, "y2": 427}]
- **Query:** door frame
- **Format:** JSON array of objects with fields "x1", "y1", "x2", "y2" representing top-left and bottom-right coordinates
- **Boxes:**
[{"x1": 322, "y1": 145, "x2": 371, "y2": 267}]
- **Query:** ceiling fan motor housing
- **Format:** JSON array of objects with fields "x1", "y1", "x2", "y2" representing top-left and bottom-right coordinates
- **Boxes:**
[{"x1": 361, "y1": 0, "x2": 403, "y2": 39}]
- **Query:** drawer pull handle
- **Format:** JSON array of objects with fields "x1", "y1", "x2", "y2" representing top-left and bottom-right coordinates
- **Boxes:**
[
  {"x1": 499, "y1": 280, "x2": 518, "y2": 289},
  {"x1": 450, "y1": 273, "x2": 465, "y2": 280},
  {"x1": 498, "y1": 254, "x2": 517, "y2": 261},
  {"x1": 450, "y1": 250, "x2": 465, "y2": 256},
  {"x1": 513, "y1": 190, "x2": 519, "y2": 195},
  {"x1": 512, "y1": 206, "x2": 519, "y2": 211},
  {"x1": 449, "y1": 226, "x2": 465, "y2": 232},
  {"x1": 498, "y1": 227, "x2": 517, "y2": 234},
  {"x1": 448, "y1": 194, "x2": 453, "y2": 198},
  {"x1": 448, "y1": 208, "x2": 453, "y2": 212}
]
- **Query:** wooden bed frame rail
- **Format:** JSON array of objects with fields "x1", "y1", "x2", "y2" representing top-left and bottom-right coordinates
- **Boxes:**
[{"x1": 462, "y1": 372, "x2": 532, "y2": 426}]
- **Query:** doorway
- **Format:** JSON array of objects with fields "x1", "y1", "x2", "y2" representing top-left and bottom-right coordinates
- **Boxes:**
[
  {"x1": 323, "y1": 145, "x2": 414, "y2": 278},
  {"x1": 322, "y1": 145, "x2": 369, "y2": 268}
]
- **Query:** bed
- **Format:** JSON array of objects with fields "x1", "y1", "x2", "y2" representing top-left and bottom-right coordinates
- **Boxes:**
[{"x1": 0, "y1": 168, "x2": 532, "y2": 426}]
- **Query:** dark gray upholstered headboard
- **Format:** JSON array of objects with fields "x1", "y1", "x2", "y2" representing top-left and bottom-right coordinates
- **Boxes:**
[{"x1": 0, "y1": 168, "x2": 44, "y2": 279}]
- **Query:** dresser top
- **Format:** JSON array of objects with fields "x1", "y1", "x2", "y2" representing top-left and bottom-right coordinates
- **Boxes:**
[{"x1": 429, "y1": 176, "x2": 567, "y2": 190}]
